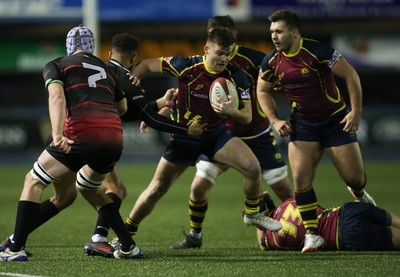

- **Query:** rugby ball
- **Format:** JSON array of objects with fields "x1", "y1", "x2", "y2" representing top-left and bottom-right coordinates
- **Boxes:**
[{"x1": 209, "y1": 77, "x2": 239, "y2": 109}]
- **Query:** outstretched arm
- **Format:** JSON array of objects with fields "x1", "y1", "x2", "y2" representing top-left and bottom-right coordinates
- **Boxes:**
[
  {"x1": 130, "y1": 58, "x2": 163, "y2": 85},
  {"x1": 122, "y1": 95, "x2": 205, "y2": 136}
]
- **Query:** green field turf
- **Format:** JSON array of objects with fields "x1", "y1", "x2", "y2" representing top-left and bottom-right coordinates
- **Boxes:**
[{"x1": 0, "y1": 161, "x2": 400, "y2": 276}]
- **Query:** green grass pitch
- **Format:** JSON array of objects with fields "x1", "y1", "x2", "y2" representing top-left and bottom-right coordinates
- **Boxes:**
[{"x1": 0, "y1": 160, "x2": 400, "y2": 276}]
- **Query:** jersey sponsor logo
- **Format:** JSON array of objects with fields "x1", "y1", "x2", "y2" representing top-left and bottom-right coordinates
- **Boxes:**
[
  {"x1": 190, "y1": 91, "x2": 209, "y2": 99},
  {"x1": 284, "y1": 82, "x2": 310, "y2": 89},
  {"x1": 131, "y1": 95, "x2": 145, "y2": 101}
]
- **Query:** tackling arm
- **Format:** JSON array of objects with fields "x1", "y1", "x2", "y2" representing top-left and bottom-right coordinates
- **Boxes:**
[{"x1": 130, "y1": 58, "x2": 163, "y2": 85}]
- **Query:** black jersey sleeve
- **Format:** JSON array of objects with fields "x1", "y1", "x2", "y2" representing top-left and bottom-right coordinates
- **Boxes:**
[
  {"x1": 43, "y1": 58, "x2": 63, "y2": 88},
  {"x1": 121, "y1": 95, "x2": 189, "y2": 135}
]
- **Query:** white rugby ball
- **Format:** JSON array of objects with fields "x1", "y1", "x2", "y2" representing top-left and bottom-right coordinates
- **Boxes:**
[{"x1": 209, "y1": 77, "x2": 239, "y2": 109}]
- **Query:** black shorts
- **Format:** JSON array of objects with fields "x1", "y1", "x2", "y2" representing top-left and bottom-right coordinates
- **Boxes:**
[
  {"x1": 338, "y1": 202, "x2": 394, "y2": 250},
  {"x1": 46, "y1": 130, "x2": 123, "y2": 174},
  {"x1": 162, "y1": 124, "x2": 234, "y2": 166}
]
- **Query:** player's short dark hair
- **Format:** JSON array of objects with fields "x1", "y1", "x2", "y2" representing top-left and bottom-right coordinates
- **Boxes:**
[
  {"x1": 208, "y1": 15, "x2": 235, "y2": 31},
  {"x1": 111, "y1": 33, "x2": 139, "y2": 55},
  {"x1": 268, "y1": 9, "x2": 301, "y2": 31},
  {"x1": 207, "y1": 15, "x2": 238, "y2": 39},
  {"x1": 207, "y1": 28, "x2": 236, "y2": 49}
]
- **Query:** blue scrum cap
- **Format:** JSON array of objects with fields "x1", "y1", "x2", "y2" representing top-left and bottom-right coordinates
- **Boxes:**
[{"x1": 66, "y1": 24, "x2": 95, "y2": 56}]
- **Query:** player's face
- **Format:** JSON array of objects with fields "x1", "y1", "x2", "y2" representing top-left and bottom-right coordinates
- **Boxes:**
[
  {"x1": 205, "y1": 42, "x2": 234, "y2": 73},
  {"x1": 270, "y1": 20, "x2": 296, "y2": 52}
]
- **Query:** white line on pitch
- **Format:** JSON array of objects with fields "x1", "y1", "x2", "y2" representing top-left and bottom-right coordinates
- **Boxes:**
[{"x1": 0, "y1": 272, "x2": 49, "y2": 277}]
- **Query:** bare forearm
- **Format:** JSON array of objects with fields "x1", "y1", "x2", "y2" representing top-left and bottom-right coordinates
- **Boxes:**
[
  {"x1": 131, "y1": 58, "x2": 162, "y2": 79},
  {"x1": 48, "y1": 84, "x2": 66, "y2": 140},
  {"x1": 257, "y1": 91, "x2": 280, "y2": 123},
  {"x1": 230, "y1": 102, "x2": 252, "y2": 124},
  {"x1": 346, "y1": 73, "x2": 363, "y2": 114}
]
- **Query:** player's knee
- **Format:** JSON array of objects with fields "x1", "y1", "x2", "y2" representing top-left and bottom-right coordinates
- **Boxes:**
[
  {"x1": 30, "y1": 161, "x2": 56, "y2": 186},
  {"x1": 195, "y1": 160, "x2": 225, "y2": 184},
  {"x1": 262, "y1": 166, "x2": 288, "y2": 185},
  {"x1": 346, "y1": 173, "x2": 367, "y2": 191},
  {"x1": 75, "y1": 169, "x2": 103, "y2": 191},
  {"x1": 242, "y1": 159, "x2": 261, "y2": 178}
]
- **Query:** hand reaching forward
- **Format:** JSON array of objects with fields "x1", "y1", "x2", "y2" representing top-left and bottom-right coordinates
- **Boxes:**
[{"x1": 188, "y1": 120, "x2": 207, "y2": 136}]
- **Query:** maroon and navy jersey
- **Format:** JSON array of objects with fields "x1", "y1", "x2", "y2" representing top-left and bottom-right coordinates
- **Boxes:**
[
  {"x1": 259, "y1": 38, "x2": 346, "y2": 120},
  {"x1": 262, "y1": 198, "x2": 339, "y2": 250},
  {"x1": 317, "y1": 207, "x2": 340, "y2": 250},
  {"x1": 43, "y1": 52, "x2": 124, "y2": 142},
  {"x1": 161, "y1": 55, "x2": 249, "y2": 130},
  {"x1": 225, "y1": 45, "x2": 270, "y2": 137}
]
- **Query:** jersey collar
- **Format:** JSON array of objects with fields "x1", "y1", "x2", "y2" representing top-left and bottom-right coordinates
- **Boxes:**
[
  {"x1": 203, "y1": 55, "x2": 219, "y2": 74},
  {"x1": 229, "y1": 44, "x2": 239, "y2": 60},
  {"x1": 283, "y1": 38, "x2": 303, "y2": 57},
  {"x1": 109, "y1": 59, "x2": 124, "y2": 68}
]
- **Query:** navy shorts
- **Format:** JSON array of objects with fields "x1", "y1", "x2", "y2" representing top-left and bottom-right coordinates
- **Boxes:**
[
  {"x1": 241, "y1": 130, "x2": 286, "y2": 170},
  {"x1": 290, "y1": 109, "x2": 358, "y2": 148},
  {"x1": 162, "y1": 124, "x2": 234, "y2": 166},
  {"x1": 338, "y1": 202, "x2": 394, "y2": 250},
  {"x1": 197, "y1": 129, "x2": 286, "y2": 170},
  {"x1": 46, "y1": 130, "x2": 123, "y2": 174}
]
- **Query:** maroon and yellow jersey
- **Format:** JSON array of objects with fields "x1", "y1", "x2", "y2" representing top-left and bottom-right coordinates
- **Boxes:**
[
  {"x1": 43, "y1": 52, "x2": 124, "y2": 142},
  {"x1": 262, "y1": 198, "x2": 339, "y2": 250},
  {"x1": 259, "y1": 38, "x2": 346, "y2": 120},
  {"x1": 317, "y1": 207, "x2": 340, "y2": 250},
  {"x1": 225, "y1": 45, "x2": 270, "y2": 137},
  {"x1": 161, "y1": 55, "x2": 249, "y2": 130}
]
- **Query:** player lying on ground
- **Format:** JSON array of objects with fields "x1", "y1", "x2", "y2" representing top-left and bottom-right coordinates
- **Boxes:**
[{"x1": 256, "y1": 192, "x2": 400, "y2": 251}]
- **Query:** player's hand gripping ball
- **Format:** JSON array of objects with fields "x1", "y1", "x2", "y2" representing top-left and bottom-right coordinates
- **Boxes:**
[{"x1": 209, "y1": 77, "x2": 239, "y2": 117}]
